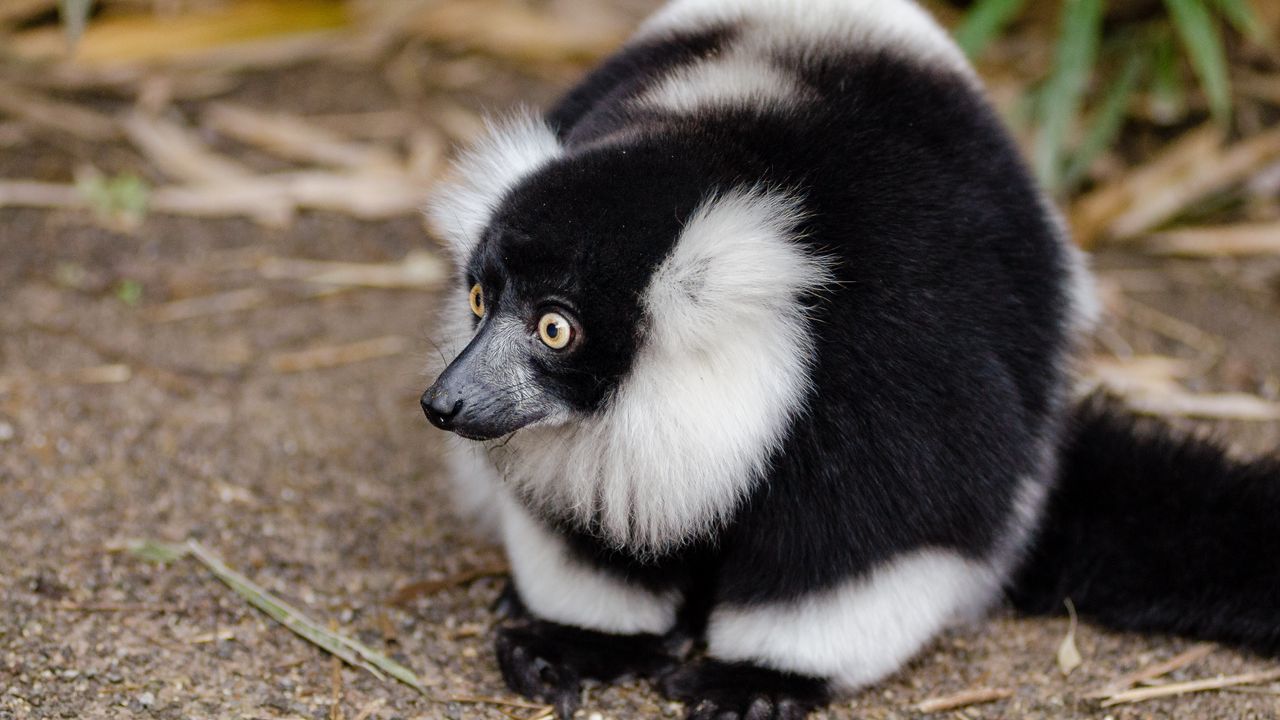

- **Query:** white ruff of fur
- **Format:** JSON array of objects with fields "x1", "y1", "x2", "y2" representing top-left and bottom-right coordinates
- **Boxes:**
[
  {"x1": 637, "y1": 0, "x2": 975, "y2": 81},
  {"x1": 501, "y1": 494, "x2": 681, "y2": 634},
  {"x1": 707, "y1": 549, "x2": 1002, "y2": 691},
  {"x1": 487, "y1": 188, "x2": 834, "y2": 554},
  {"x1": 426, "y1": 112, "x2": 561, "y2": 262}
]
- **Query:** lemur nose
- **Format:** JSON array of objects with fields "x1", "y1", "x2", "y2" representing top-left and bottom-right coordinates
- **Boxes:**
[{"x1": 421, "y1": 388, "x2": 464, "y2": 430}]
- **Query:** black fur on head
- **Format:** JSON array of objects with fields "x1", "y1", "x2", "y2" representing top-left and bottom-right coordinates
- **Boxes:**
[{"x1": 423, "y1": 137, "x2": 720, "y2": 438}]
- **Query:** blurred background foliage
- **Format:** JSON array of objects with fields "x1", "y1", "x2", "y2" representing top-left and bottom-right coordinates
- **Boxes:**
[{"x1": 1, "y1": 0, "x2": 1278, "y2": 249}]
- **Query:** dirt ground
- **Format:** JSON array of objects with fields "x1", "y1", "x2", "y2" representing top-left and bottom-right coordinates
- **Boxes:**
[{"x1": 4, "y1": 31, "x2": 1280, "y2": 720}]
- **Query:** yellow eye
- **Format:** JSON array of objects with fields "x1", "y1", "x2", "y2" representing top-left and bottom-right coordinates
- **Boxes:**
[
  {"x1": 468, "y1": 284, "x2": 485, "y2": 317},
  {"x1": 537, "y1": 312, "x2": 573, "y2": 350}
]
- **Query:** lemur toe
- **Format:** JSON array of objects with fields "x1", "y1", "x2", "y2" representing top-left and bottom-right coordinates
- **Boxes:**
[{"x1": 660, "y1": 659, "x2": 828, "y2": 720}]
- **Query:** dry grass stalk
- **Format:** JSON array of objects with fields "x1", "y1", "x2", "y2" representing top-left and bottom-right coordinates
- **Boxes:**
[
  {"x1": 387, "y1": 561, "x2": 511, "y2": 606},
  {"x1": 1118, "y1": 391, "x2": 1280, "y2": 421},
  {"x1": 1072, "y1": 125, "x2": 1280, "y2": 245},
  {"x1": 203, "y1": 102, "x2": 399, "y2": 171},
  {"x1": 0, "y1": 363, "x2": 132, "y2": 393},
  {"x1": 445, "y1": 695, "x2": 553, "y2": 712},
  {"x1": 258, "y1": 251, "x2": 445, "y2": 290},
  {"x1": 7, "y1": 0, "x2": 349, "y2": 66},
  {"x1": 1099, "y1": 668, "x2": 1280, "y2": 707},
  {"x1": 407, "y1": 0, "x2": 627, "y2": 64},
  {"x1": 145, "y1": 288, "x2": 271, "y2": 323},
  {"x1": 122, "y1": 110, "x2": 254, "y2": 185},
  {"x1": 2, "y1": 171, "x2": 431, "y2": 225},
  {"x1": 914, "y1": 687, "x2": 1013, "y2": 713},
  {"x1": 1085, "y1": 643, "x2": 1215, "y2": 699},
  {"x1": 0, "y1": 78, "x2": 118, "y2": 140},
  {"x1": 1072, "y1": 125, "x2": 1221, "y2": 247},
  {"x1": 0, "y1": 180, "x2": 86, "y2": 209},
  {"x1": 269, "y1": 335, "x2": 410, "y2": 374},
  {"x1": 1085, "y1": 354, "x2": 1280, "y2": 420},
  {"x1": 1145, "y1": 222, "x2": 1280, "y2": 257},
  {"x1": 1058, "y1": 598, "x2": 1083, "y2": 675}
]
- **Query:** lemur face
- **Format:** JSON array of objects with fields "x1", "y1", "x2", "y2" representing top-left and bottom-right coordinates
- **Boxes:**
[{"x1": 422, "y1": 140, "x2": 711, "y2": 440}]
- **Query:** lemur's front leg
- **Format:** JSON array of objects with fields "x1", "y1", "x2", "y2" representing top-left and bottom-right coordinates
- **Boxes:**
[
  {"x1": 659, "y1": 548, "x2": 1000, "y2": 719},
  {"x1": 495, "y1": 498, "x2": 683, "y2": 717}
]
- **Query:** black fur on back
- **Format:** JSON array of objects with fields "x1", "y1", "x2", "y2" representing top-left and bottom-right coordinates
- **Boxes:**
[
  {"x1": 1009, "y1": 396, "x2": 1280, "y2": 656},
  {"x1": 542, "y1": 40, "x2": 1076, "y2": 608}
]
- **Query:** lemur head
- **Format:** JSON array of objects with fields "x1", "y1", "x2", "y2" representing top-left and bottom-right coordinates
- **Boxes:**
[
  {"x1": 422, "y1": 126, "x2": 713, "y2": 440},
  {"x1": 422, "y1": 114, "x2": 832, "y2": 550}
]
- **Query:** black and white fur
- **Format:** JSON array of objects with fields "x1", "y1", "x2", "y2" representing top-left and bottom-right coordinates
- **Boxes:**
[{"x1": 419, "y1": 1, "x2": 1280, "y2": 717}]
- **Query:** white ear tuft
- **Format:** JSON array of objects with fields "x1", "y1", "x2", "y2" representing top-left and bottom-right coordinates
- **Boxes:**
[{"x1": 426, "y1": 111, "x2": 562, "y2": 262}]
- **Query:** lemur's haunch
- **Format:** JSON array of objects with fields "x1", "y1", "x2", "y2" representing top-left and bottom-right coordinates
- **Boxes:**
[{"x1": 419, "y1": 1, "x2": 1280, "y2": 717}]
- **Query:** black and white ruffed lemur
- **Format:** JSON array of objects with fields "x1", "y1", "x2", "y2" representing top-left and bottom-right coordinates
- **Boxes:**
[{"x1": 417, "y1": 1, "x2": 1280, "y2": 717}]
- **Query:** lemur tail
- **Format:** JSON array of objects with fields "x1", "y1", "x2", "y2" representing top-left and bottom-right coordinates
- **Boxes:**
[{"x1": 1007, "y1": 397, "x2": 1280, "y2": 656}]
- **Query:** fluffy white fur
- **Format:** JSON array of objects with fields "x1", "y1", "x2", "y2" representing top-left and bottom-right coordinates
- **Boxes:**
[
  {"x1": 442, "y1": 435, "x2": 505, "y2": 541},
  {"x1": 706, "y1": 550, "x2": 1002, "y2": 691},
  {"x1": 639, "y1": 45, "x2": 812, "y2": 113},
  {"x1": 485, "y1": 188, "x2": 833, "y2": 554},
  {"x1": 427, "y1": 113, "x2": 561, "y2": 262},
  {"x1": 637, "y1": 0, "x2": 974, "y2": 80},
  {"x1": 501, "y1": 494, "x2": 682, "y2": 634}
]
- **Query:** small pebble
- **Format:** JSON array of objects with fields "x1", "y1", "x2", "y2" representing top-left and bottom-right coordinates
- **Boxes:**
[{"x1": 0, "y1": 422, "x2": 14, "y2": 442}]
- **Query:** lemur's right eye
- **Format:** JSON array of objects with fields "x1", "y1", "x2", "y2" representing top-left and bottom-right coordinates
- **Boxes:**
[{"x1": 469, "y1": 284, "x2": 485, "y2": 317}]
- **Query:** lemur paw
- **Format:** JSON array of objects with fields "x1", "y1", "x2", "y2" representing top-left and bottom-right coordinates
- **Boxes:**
[
  {"x1": 659, "y1": 659, "x2": 830, "y2": 720},
  {"x1": 495, "y1": 621, "x2": 677, "y2": 718}
]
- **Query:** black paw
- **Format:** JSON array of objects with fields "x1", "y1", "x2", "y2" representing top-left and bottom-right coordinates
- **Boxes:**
[
  {"x1": 495, "y1": 621, "x2": 677, "y2": 718},
  {"x1": 660, "y1": 659, "x2": 830, "y2": 720}
]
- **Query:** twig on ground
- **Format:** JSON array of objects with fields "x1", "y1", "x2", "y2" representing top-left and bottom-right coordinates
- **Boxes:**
[
  {"x1": 1057, "y1": 598, "x2": 1083, "y2": 675},
  {"x1": 0, "y1": 78, "x2": 118, "y2": 140},
  {"x1": 445, "y1": 695, "x2": 553, "y2": 711},
  {"x1": 121, "y1": 110, "x2": 255, "y2": 186},
  {"x1": 269, "y1": 336, "x2": 410, "y2": 374},
  {"x1": 258, "y1": 251, "x2": 445, "y2": 290},
  {"x1": 145, "y1": 288, "x2": 271, "y2": 323},
  {"x1": 1099, "y1": 668, "x2": 1280, "y2": 707},
  {"x1": 51, "y1": 602, "x2": 177, "y2": 613},
  {"x1": 1072, "y1": 125, "x2": 1280, "y2": 245},
  {"x1": 1085, "y1": 643, "x2": 1216, "y2": 698},
  {"x1": 203, "y1": 102, "x2": 400, "y2": 171},
  {"x1": 387, "y1": 562, "x2": 511, "y2": 606},
  {"x1": 1145, "y1": 222, "x2": 1280, "y2": 257},
  {"x1": 331, "y1": 652, "x2": 345, "y2": 720},
  {"x1": 915, "y1": 687, "x2": 1014, "y2": 713}
]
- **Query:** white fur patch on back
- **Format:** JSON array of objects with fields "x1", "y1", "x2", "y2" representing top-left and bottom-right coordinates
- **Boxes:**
[
  {"x1": 639, "y1": 45, "x2": 812, "y2": 113},
  {"x1": 500, "y1": 494, "x2": 681, "y2": 634},
  {"x1": 426, "y1": 112, "x2": 561, "y2": 262},
  {"x1": 706, "y1": 550, "x2": 1002, "y2": 690},
  {"x1": 487, "y1": 188, "x2": 833, "y2": 554},
  {"x1": 638, "y1": 0, "x2": 974, "y2": 80}
]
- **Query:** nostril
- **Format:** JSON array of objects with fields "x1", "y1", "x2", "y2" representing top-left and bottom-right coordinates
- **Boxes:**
[{"x1": 421, "y1": 388, "x2": 464, "y2": 428}]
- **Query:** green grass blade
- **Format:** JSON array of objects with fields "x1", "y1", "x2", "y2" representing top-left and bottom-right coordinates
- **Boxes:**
[
  {"x1": 57, "y1": 0, "x2": 92, "y2": 49},
  {"x1": 1034, "y1": 0, "x2": 1105, "y2": 191},
  {"x1": 1164, "y1": 0, "x2": 1233, "y2": 125},
  {"x1": 1062, "y1": 50, "x2": 1144, "y2": 190},
  {"x1": 130, "y1": 539, "x2": 434, "y2": 697},
  {"x1": 1149, "y1": 29, "x2": 1189, "y2": 123},
  {"x1": 1211, "y1": 0, "x2": 1267, "y2": 41},
  {"x1": 955, "y1": 0, "x2": 1029, "y2": 58}
]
